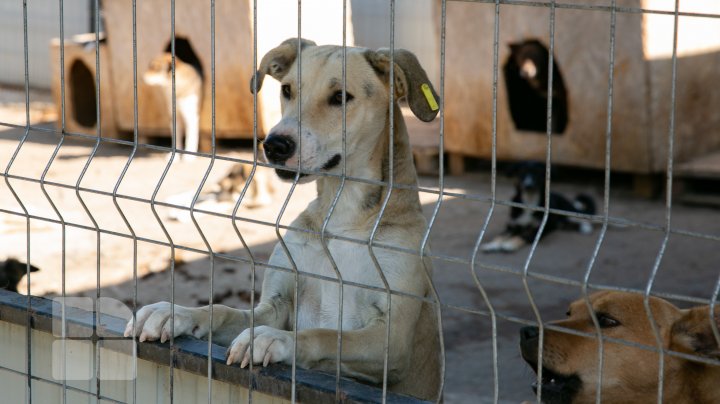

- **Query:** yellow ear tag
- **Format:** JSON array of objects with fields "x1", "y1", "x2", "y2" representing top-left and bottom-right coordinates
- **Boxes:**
[{"x1": 421, "y1": 83, "x2": 439, "y2": 111}]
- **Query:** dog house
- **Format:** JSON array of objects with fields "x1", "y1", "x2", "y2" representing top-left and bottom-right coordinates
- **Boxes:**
[
  {"x1": 51, "y1": 0, "x2": 352, "y2": 148},
  {"x1": 439, "y1": 0, "x2": 720, "y2": 174},
  {"x1": 50, "y1": 33, "x2": 119, "y2": 139},
  {"x1": 101, "y1": 0, "x2": 255, "y2": 148}
]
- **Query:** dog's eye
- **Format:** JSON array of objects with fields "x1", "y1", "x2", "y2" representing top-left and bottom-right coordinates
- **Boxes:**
[
  {"x1": 596, "y1": 313, "x2": 620, "y2": 328},
  {"x1": 281, "y1": 84, "x2": 292, "y2": 99},
  {"x1": 329, "y1": 90, "x2": 354, "y2": 106}
]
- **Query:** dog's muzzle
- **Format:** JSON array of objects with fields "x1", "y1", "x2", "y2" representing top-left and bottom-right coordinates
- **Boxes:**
[
  {"x1": 520, "y1": 326, "x2": 582, "y2": 404},
  {"x1": 263, "y1": 135, "x2": 303, "y2": 180},
  {"x1": 263, "y1": 135, "x2": 296, "y2": 164}
]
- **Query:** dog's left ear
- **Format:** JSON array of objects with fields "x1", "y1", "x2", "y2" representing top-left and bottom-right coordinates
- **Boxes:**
[
  {"x1": 365, "y1": 49, "x2": 440, "y2": 122},
  {"x1": 671, "y1": 306, "x2": 720, "y2": 359},
  {"x1": 250, "y1": 38, "x2": 317, "y2": 94}
]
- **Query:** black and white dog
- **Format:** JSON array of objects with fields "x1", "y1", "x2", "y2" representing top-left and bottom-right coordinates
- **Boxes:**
[{"x1": 481, "y1": 162, "x2": 596, "y2": 253}]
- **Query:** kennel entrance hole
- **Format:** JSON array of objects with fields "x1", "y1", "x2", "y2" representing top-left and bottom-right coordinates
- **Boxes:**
[
  {"x1": 503, "y1": 39, "x2": 568, "y2": 134},
  {"x1": 163, "y1": 37, "x2": 204, "y2": 78},
  {"x1": 69, "y1": 60, "x2": 97, "y2": 128}
]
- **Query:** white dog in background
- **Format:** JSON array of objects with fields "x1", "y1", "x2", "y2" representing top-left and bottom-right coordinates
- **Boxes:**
[{"x1": 144, "y1": 53, "x2": 202, "y2": 161}]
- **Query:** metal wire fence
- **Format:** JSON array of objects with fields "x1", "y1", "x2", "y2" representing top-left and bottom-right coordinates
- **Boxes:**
[{"x1": 1, "y1": 0, "x2": 720, "y2": 403}]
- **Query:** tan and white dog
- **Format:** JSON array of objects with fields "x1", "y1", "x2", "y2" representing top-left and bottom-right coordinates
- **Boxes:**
[
  {"x1": 126, "y1": 38, "x2": 442, "y2": 400},
  {"x1": 144, "y1": 53, "x2": 203, "y2": 161}
]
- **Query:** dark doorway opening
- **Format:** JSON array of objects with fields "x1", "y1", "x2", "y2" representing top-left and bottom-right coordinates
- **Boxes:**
[
  {"x1": 503, "y1": 39, "x2": 568, "y2": 134},
  {"x1": 163, "y1": 37, "x2": 204, "y2": 78},
  {"x1": 69, "y1": 60, "x2": 97, "y2": 128}
]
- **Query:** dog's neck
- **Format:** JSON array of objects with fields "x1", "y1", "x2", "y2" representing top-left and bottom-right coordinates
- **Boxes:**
[
  {"x1": 309, "y1": 104, "x2": 423, "y2": 233},
  {"x1": 669, "y1": 361, "x2": 720, "y2": 403}
]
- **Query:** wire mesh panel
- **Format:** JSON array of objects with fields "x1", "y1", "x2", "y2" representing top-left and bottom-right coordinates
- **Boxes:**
[{"x1": 0, "y1": 1, "x2": 720, "y2": 404}]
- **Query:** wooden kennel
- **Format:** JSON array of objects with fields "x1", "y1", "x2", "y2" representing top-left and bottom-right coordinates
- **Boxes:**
[
  {"x1": 53, "y1": 0, "x2": 353, "y2": 148},
  {"x1": 438, "y1": 0, "x2": 720, "y2": 174}
]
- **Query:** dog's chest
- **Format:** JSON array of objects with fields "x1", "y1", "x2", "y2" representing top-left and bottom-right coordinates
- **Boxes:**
[
  {"x1": 292, "y1": 237, "x2": 386, "y2": 331},
  {"x1": 511, "y1": 190, "x2": 541, "y2": 226}
]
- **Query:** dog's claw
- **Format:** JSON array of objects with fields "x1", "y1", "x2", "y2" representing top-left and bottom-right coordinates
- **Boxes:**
[
  {"x1": 139, "y1": 332, "x2": 147, "y2": 342},
  {"x1": 263, "y1": 352, "x2": 271, "y2": 367},
  {"x1": 160, "y1": 330, "x2": 168, "y2": 343},
  {"x1": 241, "y1": 351, "x2": 250, "y2": 368}
]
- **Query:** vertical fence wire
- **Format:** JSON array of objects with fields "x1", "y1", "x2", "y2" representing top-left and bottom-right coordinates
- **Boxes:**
[
  {"x1": 581, "y1": 1, "x2": 618, "y2": 403},
  {"x1": 520, "y1": 1, "x2": 558, "y2": 402},
  {"x1": 644, "y1": 1, "x2": 681, "y2": 402},
  {"x1": 3, "y1": 0, "x2": 36, "y2": 402},
  {"x1": 367, "y1": 1, "x2": 397, "y2": 401},
  {"x1": 69, "y1": 0, "x2": 104, "y2": 399},
  {"x1": 418, "y1": 0, "x2": 447, "y2": 401},
  {"x1": 111, "y1": 0, "x2": 140, "y2": 402},
  {"x1": 291, "y1": 6, "x2": 302, "y2": 400},
  {"x1": 145, "y1": 0, "x2": 179, "y2": 401},
  {"x1": 187, "y1": 0, "x2": 219, "y2": 400},
  {"x1": 266, "y1": 3, "x2": 309, "y2": 402},
  {"x1": 469, "y1": 1, "x2": 502, "y2": 402},
  {"x1": 145, "y1": 0, "x2": 177, "y2": 404},
  {"x1": 317, "y1": 0, "x2": 349, "y2": 400},
  {"x1": 37, "y1": 0, "x2": 69, "y2": 402},
  {"x1": 145, "y1": 0, "x2": 179, "y2": 402},
  {"x1": 231, "y1": 0, "x2": 259, "y2": 401},
  {"x1": 712, "y1": 273, "x2": 720, "y2": 350}
]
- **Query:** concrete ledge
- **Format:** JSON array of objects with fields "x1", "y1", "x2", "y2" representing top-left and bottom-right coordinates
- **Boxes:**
[{"x1": 0, "y1": 289, "x2": 429, "y2": 404}]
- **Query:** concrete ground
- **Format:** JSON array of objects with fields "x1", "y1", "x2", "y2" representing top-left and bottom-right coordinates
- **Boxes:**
[{"x1": 0, "y1": 98, "x2": 719, "y2": 402}]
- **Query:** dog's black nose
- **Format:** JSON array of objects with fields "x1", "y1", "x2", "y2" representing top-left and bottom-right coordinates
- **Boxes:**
[
  {"x1": 263, "y1": 135, "x2": 296, "y2": 163},
  {"x1": 520, "y1": 326, "x2": 540, "y2": 342}
]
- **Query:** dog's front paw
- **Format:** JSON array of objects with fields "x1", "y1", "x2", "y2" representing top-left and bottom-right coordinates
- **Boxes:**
[
  {"x1": 225, "y1": 326, "x2": 293, "y2": 368},
  {"x1": 124, "y1": 301, "x2": 210, "y2": 343},
  {"x1": 481, "y1": 235, "x2": 507, "y2": 253},
  {"x1": 499, "y1": 235, "x2": 525, "y2": 252}
]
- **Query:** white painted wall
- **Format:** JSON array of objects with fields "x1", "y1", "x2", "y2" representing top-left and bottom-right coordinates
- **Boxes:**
[
  {"x1": 0, "y1": 322, "x2": 284, "y2": 403},
  {"x1": 255, "y1": 0, "x2": 355, "y2": 133},
  {"x1": 0, "y1": 0, "x2": 91, "y2": 89},
  {"x1": 350, "y1": 0, "x2": 440, "y2": 84}
]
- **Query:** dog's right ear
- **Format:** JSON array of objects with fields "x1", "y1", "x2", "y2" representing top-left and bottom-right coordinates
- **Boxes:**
[
  {"x1": 671, "y1": 306, "x2": 720, "y2": 359},
  {"x1": 250, "y1": 38, "x2": 317, "y2": 94},
  {"x1": 364, "y1": 48, "x2": 440, "y2": 122}
]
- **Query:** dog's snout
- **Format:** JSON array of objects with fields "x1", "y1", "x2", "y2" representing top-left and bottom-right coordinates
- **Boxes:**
[
  {"x1": 520, "y1": 326, "x2": 540, "y2": 343},
  {"x1": 264, "y1": 135, "x2": 296, "y2": 163}
]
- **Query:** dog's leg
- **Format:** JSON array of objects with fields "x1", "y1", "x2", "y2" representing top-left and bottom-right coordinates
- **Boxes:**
[
  {"x1": 124, "y1": 302, "x2": 245, "y2": 345},
  {"x1": 178, "y1": 94, "x2": 200, "y2": 162},
  {"x1": 226, "y1": 250, "x2": 430, "y2": 387},
  {"x1": 124, "y1": 297, "x2": 290, "y2": 347},
  {"x1": 226, "y1": 298, "x2": 423, "y2": 385},
  {"x1": 126, "y1": 243, "x2": 295, "y2": 346}
]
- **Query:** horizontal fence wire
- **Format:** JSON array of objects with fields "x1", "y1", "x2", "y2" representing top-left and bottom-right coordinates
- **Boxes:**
[{"x1": 0, "y1": 0, "x2": 719, "y2": 403}]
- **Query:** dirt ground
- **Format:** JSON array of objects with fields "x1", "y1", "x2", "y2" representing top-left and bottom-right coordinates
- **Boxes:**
[{"x1": 1, "y1": 92, "x2": 719, "y2": 403}]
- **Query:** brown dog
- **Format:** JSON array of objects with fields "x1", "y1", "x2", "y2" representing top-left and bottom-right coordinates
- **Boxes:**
[{"x1": 520, "y1": 291, "x2": 720, "y2": 403}]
